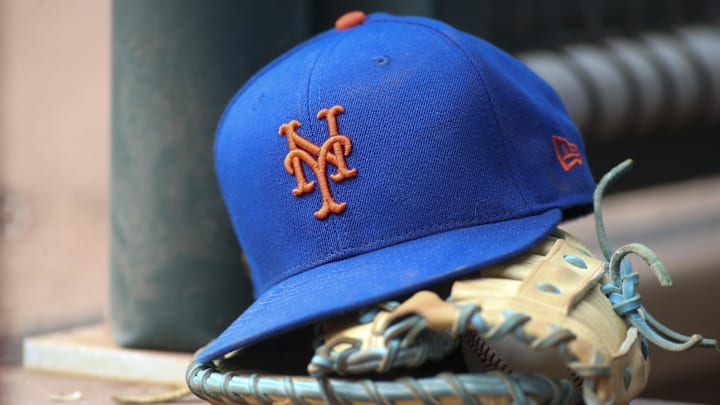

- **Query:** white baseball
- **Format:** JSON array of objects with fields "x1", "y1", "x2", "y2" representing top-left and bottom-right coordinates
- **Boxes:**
[{"x1": 461, "y1": 330, "x2": 583, "y2": 388}]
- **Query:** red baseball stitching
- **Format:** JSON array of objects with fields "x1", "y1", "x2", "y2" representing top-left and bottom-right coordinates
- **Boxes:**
[
  {"x1": 463, "y1": 332, "x2": 585, "y2": 389},
  {"x1": 463, "y1": 331, "x2": 510, "y2": 372}
]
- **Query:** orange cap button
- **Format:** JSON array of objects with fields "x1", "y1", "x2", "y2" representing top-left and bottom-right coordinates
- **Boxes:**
[{"x1": 335, "y1": 11, "x2": 366, "y2": 31}]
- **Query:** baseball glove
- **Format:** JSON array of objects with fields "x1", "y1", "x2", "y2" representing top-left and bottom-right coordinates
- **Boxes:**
[{"x1": 186, "y1": 160, "x2": 717, "y2": 404}]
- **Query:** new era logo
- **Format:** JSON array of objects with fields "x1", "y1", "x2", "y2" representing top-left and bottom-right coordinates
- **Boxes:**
[
  {"x1": 279, "y1": 105, "x2": 357, "y2": 220},
  {"x1": 552, "y1": 135, "x2": 583, "y2": 172}
]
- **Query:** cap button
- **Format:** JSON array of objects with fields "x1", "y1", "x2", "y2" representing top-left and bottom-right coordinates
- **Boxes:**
[{"x1": 335, "y1": 11, "x2": 366, "y2": 31}]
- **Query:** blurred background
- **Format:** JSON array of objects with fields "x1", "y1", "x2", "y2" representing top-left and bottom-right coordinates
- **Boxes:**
[{"x1": 1, "y1": 0, "x2": 718, "y2": 403}]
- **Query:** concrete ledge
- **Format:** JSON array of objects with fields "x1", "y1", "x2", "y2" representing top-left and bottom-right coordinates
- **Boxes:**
[{"x1": 22, "y1": 324, "x2": 192, "y2": 385}]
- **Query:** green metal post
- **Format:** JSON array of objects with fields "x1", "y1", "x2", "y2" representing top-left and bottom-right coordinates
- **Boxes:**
[{"x1": 110, "y1": 0, "x2": 308, "y2": 351}]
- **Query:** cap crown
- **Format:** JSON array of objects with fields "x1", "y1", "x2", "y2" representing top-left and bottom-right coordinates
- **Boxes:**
[{"x1": 215, "y1": 13, "x2": 594, "y2": 297}]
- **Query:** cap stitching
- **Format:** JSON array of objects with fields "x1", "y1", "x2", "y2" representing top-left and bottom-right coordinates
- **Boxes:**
[
  {"x1": 259, "y1": 209, "x2": 541, "y2": 293},
  {"x1": 303, "y1": 29, "x2": 348, "y2": 248},
  {"x1": 261, "y1": 216, "x2": 492, "y2": 292},
  {"x1": 306, "y1": 24, "x2": 373, "y2": 245},
  {"x1": 367, "y1": 19, "x2": 534, "y2": 210},
  {"x1": 434, "y1": 29, "x2": 534, "y2": 209}
]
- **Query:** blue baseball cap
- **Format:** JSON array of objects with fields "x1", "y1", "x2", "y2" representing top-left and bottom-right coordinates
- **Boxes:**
[{"x1": 198, "y1": 12, "x2": 594, "y2": 364}]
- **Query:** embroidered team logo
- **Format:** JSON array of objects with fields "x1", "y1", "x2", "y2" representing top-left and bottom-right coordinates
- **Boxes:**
[
  {"x1": 552, "y1": 135, "x2": 583, "y2": 171},
  {"x1": 279, "y1": 105, "x2": 357, "y2": 220}
]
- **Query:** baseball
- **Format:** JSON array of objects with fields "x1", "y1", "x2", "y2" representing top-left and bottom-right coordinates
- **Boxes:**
[{"x1": 461, "y1": 330, "x2": 583, "y2": 388}]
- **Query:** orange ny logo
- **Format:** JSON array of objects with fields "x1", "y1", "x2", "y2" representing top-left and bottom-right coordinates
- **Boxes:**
[{"x1": 279, "y1": 105, "x2": 357, "y2": 220}]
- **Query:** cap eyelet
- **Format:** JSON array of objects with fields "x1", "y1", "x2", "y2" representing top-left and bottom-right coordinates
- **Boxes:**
[{"x1": 373, "y1": 56, "x2": 391, "y2": 66}]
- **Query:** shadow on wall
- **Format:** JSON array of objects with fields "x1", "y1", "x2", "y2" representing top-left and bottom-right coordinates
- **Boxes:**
[{"x1": 0, "y1": 0, "x2": 110, "y2": 362}]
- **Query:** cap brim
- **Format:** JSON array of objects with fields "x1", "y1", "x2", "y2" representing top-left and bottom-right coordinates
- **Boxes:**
[{"x1": 197, "y1": 208, "x2": 561, "y2": 364}]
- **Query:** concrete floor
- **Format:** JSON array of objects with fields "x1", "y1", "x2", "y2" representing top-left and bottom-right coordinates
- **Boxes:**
[{"x1": 0, "y1": 367, "x2": 202, "y2": 405}]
